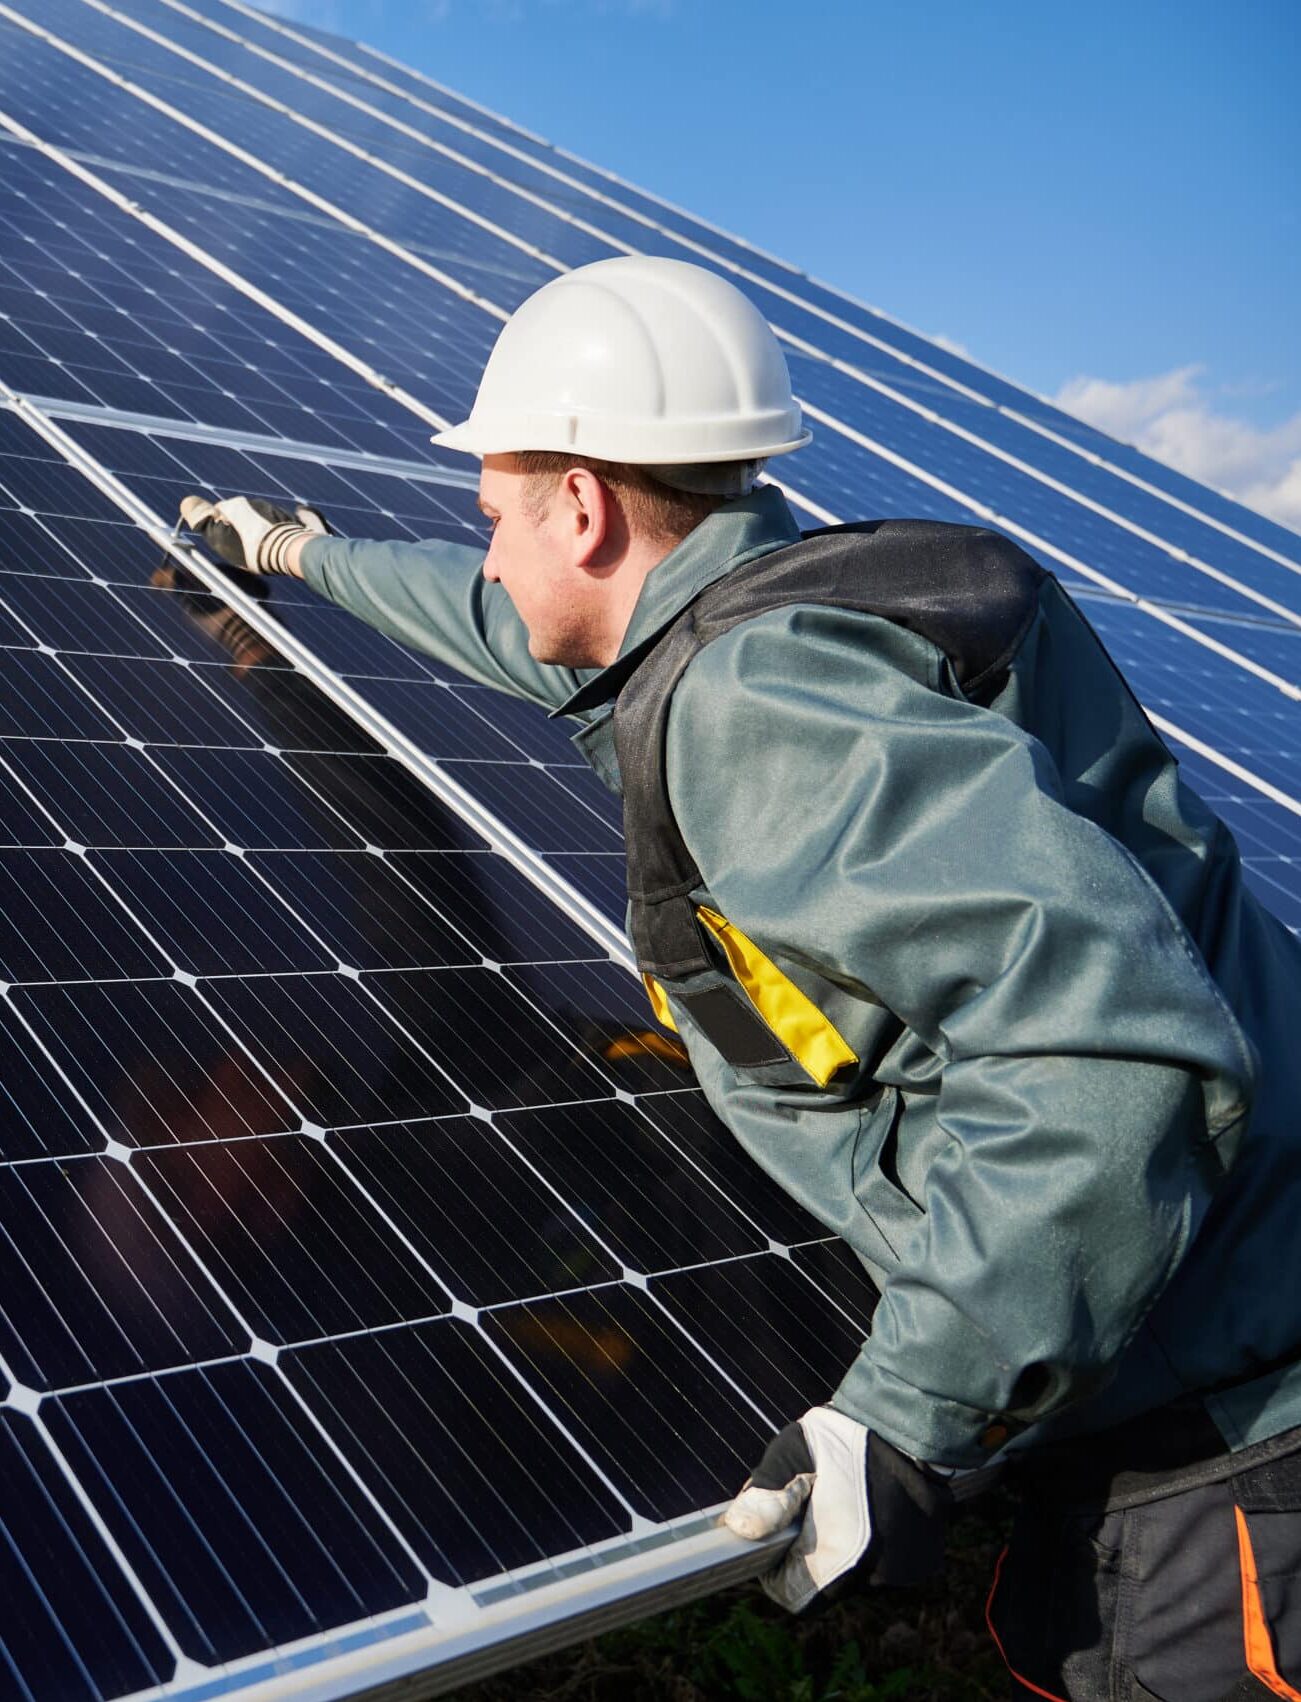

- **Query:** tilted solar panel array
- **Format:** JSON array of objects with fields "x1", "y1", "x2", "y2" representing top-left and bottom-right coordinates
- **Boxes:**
[{"x1": 0, "y1": 1, "x2": 1296, "y2": 1698}]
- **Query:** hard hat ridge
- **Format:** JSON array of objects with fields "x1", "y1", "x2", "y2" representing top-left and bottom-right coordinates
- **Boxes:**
[{"x1": 431, "y1": 257, "x2": 811, "y2": 470}]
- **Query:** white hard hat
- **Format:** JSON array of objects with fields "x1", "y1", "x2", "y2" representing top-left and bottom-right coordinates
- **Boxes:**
[{"x1": 430, "y1": 257, "x2": 811, "y2": 467}]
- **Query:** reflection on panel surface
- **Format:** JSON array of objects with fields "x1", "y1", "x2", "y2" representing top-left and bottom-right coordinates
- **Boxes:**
[{"x1": 482, "y1": 1282, "x2": 774, "y2": 1521}]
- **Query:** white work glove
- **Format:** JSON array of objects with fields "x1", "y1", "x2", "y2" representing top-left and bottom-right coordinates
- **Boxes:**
[
  {"x1": 723, "y1": 1405, "x2": 952, "y2": 1613},
  {"x1": 178, "y1": 494, "x2": 331, "y2": 575}
]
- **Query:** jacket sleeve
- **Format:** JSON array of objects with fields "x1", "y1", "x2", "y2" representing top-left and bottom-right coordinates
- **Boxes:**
[
  {"x1": 298, "y1": 533, "x2": 591, "y2": 709},
  {"x1": 665, "y1": 607, "x2": 1256, "y2": 1466}
]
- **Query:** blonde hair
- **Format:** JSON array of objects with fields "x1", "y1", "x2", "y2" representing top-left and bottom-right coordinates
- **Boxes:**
[{"x1": 515, "y1": 451, "x2": 729, "y2": 545}]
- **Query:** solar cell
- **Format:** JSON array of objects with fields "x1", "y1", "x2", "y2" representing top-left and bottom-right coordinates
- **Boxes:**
[
  {"x1": 133, "y1": 1134, "x2": 457, "y2": 1340},
  {"x1": 637, "y1": 1090, "x2": 829, "y2": 1247},
  {"x1": 0, "y1": 999, "x2": 111, "y2": 1159},
  {"x1": 787, "y1": 1238, "x2": 880, "y2": 1330},
  {"x1": 0, "y1": 847, "x2": 167, "y2": 980},
  {"x1": 239, "y1": 848, "x2": 484, "y2": 971},
  {"x1": 90, "y1": 847, "x2": 339, "y2": 974},
  {"x1": 502, "y1": 960, "x2": 696, "y2": 1096},
  {"x1": 378, "y1": 849, "x2": 600, "y2": 962},
  {"x1": 479, "y1": 1283, "x2": 775, "y2": 1522},
  {"x1": 491, "y1": 1099, "x2": 772, "y2": 1272},
  {"x1": 0, "y1": 1153, "x2": 247, "y2": 1386},
  {"x1": 0, "y1": 736, "x2": 224, "y2": 848},
  {"x1": 651, "y1": 1256, "x2": 870, "y2": 1423},
  {"x1": 0, "y1": 644, "x2": 126, "y2": 736},
  {"x1": 361, "y1": 965, "x2": 620, "y2": 1110},
  {"x1": 0, "y1": 2, "x2": 1296, "y2": 1697},
  {"x1": 546, "y1": 849, "x2": 630, "y2": 917},
  {"x1": 0, "y1": 573, "x2": 173, "y2": 655},
  {"x1": 1079, "y1": 597, "x2": 1301, "y2": 799}
]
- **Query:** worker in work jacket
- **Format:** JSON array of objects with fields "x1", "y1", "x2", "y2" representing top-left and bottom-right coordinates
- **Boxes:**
[{"x1": 182, "y1": 256, "x2": 1301, "y2": 1702}]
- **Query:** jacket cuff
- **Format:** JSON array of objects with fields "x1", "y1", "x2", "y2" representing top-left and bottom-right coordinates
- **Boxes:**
[
  {"x1": 296, "y1": 532, "x2": 336, "y2": 592},
  {"x1": 831, "y1": 1354, "x2": 1022, "y2": 1470}
]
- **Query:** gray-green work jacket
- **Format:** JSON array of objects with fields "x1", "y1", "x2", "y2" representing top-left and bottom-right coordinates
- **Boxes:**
[{"x1": 300, "y1": 486, "x2": 1301, "y2": 1470}]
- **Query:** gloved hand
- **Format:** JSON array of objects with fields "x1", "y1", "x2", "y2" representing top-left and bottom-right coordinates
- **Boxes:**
[
  {"x1": 178, "y1": 495, "x2": 331, "y2": 575},
  {"x1": 722, "y1": 1405, "x2": 952, "y2": 1613}
]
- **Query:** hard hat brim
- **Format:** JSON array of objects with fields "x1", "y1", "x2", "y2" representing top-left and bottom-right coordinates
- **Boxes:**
[
  {"x1": 427, "y1": 421, "x2": 482, "y2": 455},
  {"x1": 429, "y1": 420, "x2": 813, "y2": 463}
]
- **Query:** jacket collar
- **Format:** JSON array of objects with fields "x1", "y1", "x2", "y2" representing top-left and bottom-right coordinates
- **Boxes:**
[{"x1": 553, "y1": 484, "x2": 801, "y2": 717}]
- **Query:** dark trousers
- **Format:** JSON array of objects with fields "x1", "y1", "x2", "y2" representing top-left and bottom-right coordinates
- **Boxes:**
[{"x1": 986, "y1": 1437, "x2": 1301, "y2": 1701}]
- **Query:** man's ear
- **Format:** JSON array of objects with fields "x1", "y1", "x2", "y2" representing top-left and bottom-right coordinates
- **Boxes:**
[{"x1": 561, "y1": 466, "x2": 610, "y2": 565}]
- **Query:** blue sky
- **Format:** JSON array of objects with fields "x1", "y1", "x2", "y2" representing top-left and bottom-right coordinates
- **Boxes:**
[{"x1": 264, "y1": 0, "x2": 1301, "y2": 528}]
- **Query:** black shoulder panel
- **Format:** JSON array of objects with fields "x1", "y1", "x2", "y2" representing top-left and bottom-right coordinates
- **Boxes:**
[
  {"x1": 696, "y1": 520, "x2": 1046, "y2": 695},
  {"x1": 612, "y1": 519, "x2": 1049, "y2": 981}
]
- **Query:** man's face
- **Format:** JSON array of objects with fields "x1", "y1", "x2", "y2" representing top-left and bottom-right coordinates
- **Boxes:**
[{"x1": 478, "y1": 453, "x2": 614, "y2": 667}]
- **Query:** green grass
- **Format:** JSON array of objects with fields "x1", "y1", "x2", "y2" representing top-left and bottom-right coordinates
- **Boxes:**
[{"x1": 455, "y1": 1500, "x2": 1013, "y2": 1701}]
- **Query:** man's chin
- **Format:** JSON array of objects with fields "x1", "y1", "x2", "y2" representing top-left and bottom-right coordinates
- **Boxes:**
[{"x1": 528, "y1": 635, "x2": 602, "y2": 669}]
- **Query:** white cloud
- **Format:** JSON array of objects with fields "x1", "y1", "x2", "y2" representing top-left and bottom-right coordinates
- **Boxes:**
[{"x1": 1054, "y1": 366, "x2": 1301, "y2": 535}]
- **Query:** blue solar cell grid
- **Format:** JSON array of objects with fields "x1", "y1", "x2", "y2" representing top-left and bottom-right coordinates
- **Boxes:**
[{"x1": 0, "y1": 0, "x2": 1296, "y2": 1698}]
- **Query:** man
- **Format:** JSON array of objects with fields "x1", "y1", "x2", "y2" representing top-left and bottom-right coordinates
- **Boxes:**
[{"x1": 181, "y1": 256, "x2": 1301, "y2": 1701}]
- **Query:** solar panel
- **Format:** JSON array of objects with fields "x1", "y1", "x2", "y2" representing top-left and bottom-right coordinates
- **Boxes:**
[
  {"x1": 0, "y1": 398, "x2": 863, "y2": 1694},
  {"x1": 0, "y1": 1, "x2": 1296, "y2": 1698}
]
